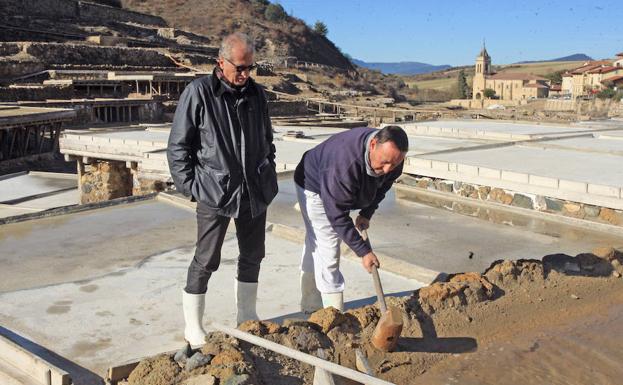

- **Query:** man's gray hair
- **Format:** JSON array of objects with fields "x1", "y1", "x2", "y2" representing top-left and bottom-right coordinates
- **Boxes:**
[{"x1": 219, "y1": 33, "x2": 255, "y2": 60}]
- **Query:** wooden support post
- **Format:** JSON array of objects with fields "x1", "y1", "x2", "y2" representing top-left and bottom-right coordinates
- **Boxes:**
[
  {"x1": 313, "y1": 349, "x2": 336, "y2": 385},
  {"x1": 52, "y1": 124, "x2": 61, "y2": 151},
  {"x1": 8, "y1": 128, "x2": 17, "y2": 159},
  {"x1": 23, "y1": 126, "x2": 32, "y2": 154}
]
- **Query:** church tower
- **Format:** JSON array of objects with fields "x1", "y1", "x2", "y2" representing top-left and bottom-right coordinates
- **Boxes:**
[{"x1": 472, "y1": 43, "x2": 491, "y2": 99}]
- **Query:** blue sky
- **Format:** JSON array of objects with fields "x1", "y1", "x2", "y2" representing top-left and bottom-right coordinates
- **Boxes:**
[{"x1": 277, "y1": 0, "x2": 623, "y2": 66}]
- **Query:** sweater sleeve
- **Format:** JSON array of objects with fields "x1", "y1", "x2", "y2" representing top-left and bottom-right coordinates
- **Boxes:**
[
  {"x1": 359, "y1": 161, "x2": 404, "y2": 219},
  {"x1": 320, "y1": 163, "x2": 372, "y2": 257}
]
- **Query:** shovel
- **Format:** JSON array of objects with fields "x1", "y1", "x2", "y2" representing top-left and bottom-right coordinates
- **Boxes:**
[{"x1": 361, "y1": 229, "x2": 403, "y2": 352}]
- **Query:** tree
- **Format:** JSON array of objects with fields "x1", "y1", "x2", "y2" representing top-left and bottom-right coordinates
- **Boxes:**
[
  {"x1": 313, "y1": 21, "x2": 328, "y2": 36},
  {"x1": 483, "y1": 88, "x2": 496, "y2": 99},
  {"x1": 596, "y1": 87, "x2": 616, "y2": 99},
  {"x1": 264, "y1": 3, "x2": 286, "y2": 22},
  {"x1": 456, "y1": 70, "x2": 469, "y2": 99},
  {"x1": 544, "y1": 70, "x2": 564, "y2": 85}
]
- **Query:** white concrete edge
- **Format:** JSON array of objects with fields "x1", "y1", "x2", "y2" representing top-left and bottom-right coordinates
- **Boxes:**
[
  {"x1": 0, "y1": 171, "x2": 28, "y2": 181},
  {"x1": 27, "y1": 171, "x2": 76, "y2": 180},
  {"x1": 394, "y1": 183, "x2": 623, "y2": 237},
  {"x1": 403, "y1": 163, "x2": 623, "y2": 210},
  {"x1": 0, "y1": 204, "x2": 42, "y2": 213},
  {"x1": 60, "y1": 149, "x2": 144, "y2": 163},
  {"x1": 0, "y1": 332, "x2": 70, "y2": 385}
]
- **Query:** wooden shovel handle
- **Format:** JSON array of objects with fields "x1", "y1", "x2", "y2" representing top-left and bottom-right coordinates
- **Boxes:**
[
  {"x1": 361, "y1": 229, "x2": 388, "y2": 314},
  {"x1": 371, "y1": 265, "x2": 388, "y2": 313}
]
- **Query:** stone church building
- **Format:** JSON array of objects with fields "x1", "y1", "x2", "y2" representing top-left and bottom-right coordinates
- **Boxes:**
[{"x1": 472, "y1": 46, "x2": 550, "y2": 100}]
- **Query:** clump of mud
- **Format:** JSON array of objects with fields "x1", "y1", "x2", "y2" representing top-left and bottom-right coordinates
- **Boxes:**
[{"x1": 126, "y1": 247, "x2": 623, "y2": 385}]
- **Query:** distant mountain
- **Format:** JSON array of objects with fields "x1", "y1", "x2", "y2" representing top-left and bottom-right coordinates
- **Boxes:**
[
  {"x1": 352, "y1": 59, "x2": 452, "y2": 75},
  {"x1": 517, "y1": 53, "x2": 593, "y2": 64}
]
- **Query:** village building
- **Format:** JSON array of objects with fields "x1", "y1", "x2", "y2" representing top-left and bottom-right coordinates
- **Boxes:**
[{"x1": 560, "y1": 53, "x2": 623, "y2": 98}]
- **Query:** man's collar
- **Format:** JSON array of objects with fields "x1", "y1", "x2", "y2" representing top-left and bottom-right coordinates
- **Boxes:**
[
  {"x1": 212, "y1": 66, "x2": 254, "y2": 97},
  {"x1": 364, "y1": 130, "x2": 379, "y2": 177}
]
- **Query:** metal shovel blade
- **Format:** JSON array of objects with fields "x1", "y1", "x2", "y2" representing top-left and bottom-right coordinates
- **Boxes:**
[
  {"x1": 371, "y1": 306, "x2": 403, "y2": 352},
  {"x1": 370, "y1": 265, "x2": 403, "y2": 352}
]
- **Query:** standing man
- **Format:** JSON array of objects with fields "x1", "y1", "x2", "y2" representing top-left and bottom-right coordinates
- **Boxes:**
[
  {"x1": 167, "y1": 33, "x2": 277, "y2": 346},
  {"x1": 294, "y1": 126, "x2": 408, "y2": 312}
]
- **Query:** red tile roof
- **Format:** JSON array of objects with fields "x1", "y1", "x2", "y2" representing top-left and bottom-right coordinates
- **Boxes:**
[
  {"x1": 587, "y1": 66, "x2": 619, "y2": 74},
  {"x1": 601, "y1": 75, "x2": 623, "y2": 84},
  {"x1": 549, "y1": 85, "x2": 562, "y2": 91},
  {"x1": 488, "y1": 73, "x2": 547, "y2": 81},
  {"x1": 571, "y1": 61, "x2": 614, "y2": 74}
]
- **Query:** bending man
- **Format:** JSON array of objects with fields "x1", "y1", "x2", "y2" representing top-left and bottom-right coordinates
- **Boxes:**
[{"x1": 294, "y1": 125, "x2": 408, "y2": 312}]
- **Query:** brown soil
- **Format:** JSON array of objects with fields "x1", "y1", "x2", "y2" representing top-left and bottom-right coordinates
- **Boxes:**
[{"x1": 127, "y1": 247, "x2": 623, "y2": 385}]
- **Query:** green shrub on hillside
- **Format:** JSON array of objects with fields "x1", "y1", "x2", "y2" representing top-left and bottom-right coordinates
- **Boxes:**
[
  {"x1": 313, "y1": 21, "x2": 328, "y2": 36},
  {"x1": 265, "y1": 3, "x2": 286, "y2": 22}
]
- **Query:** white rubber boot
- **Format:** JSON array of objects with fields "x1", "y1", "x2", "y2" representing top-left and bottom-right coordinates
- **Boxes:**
[
  {"x1": 235, "y1": 280, "x2": 259, "y2": 325},
  {"x1": 321, "y1": 292, "x2": 344, "y2": 312},
  {"x1": 182, "y1": 290, "x2": 208, "y2": 346},
  {"x1": 300, "y1": 271, "x2": 323, "y2": 314}
]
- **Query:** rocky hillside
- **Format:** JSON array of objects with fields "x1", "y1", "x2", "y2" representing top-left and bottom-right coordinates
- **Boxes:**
[{"x1": 120, "y1": 0, "x2": 354, "y2": 70}]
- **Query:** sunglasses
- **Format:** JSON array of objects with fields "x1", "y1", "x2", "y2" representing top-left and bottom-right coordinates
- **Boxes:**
[{"x1": 224, "y1": 58, "x2": 256, "y2": 73}]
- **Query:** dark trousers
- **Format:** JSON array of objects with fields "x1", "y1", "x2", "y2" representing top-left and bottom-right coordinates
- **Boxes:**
[{"x1": 185, "y1": 198, "x2": 267, "y2": 294}]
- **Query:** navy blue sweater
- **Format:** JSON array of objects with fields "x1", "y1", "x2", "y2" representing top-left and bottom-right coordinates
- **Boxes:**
[{"x1": 294, "y1": 127, "x2": 403, "y2": 257}]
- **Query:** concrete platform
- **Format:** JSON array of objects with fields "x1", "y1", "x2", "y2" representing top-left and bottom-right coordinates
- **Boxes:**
[
  {"x1": 0, "y1": 197, "x2": 420, "y2": 382},
  {"x1": 526, "y1": 134, "x2": 623, "y2": 155},
  {"x1": 396, "y1": 119, "x2": 623, "y2": 140},
  {"x1": 0, "y1": 172, "x2": 78, "y2": 219},
  {"x1": 0, "y1": 172, "x2": 76, "y2": 204},
  {"x1": 62, "y1": 125, "x2": 351, "y2": 180},
  {"x1": 406, "y1": 135, "x2": 495, "y2": 156},
  {"x1": 0, "y1": 105, "x2": 76, "y2": 128},
  {"x1": 0, "y1": 199, "x2": 196, "y2": 292},
  {"x1": 407, "y1": 143, "x2": 623, "y2": 209}
]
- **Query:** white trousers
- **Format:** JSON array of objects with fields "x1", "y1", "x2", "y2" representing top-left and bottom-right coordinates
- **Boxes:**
[{"x1": 296, "y1": 184, "x2": 344, "y2": 293}]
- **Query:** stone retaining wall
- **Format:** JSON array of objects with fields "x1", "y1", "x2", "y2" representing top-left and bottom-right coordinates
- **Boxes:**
[
  {"x1": 0, "y1": 0, "x2": 165, "y2": 26},
  {"x1": 21, "y1": 42, "x2": 174, "y2": 67},
  {"x1": 268, "y1": 101, "x2": 308, "y2": 116},
  {"x1": 400, "y1": 174, "x2": 623, "y2": 227},
  {"x1": 79, "y1": 159, "x2": 132, "y2": 204},
  {"x1": 0, "y1": 85, "x2": 73, "y2": 102}
]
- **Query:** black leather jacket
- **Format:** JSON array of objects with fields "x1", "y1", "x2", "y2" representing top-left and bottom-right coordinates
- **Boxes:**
[{"x1": 167, "y1": 73, "x2": 277, "y2": 218}]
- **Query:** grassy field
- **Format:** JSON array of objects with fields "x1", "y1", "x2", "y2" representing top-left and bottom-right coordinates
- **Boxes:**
[
  {"x1": 407, "y1": 77, "x2": 469, "y2": 91},
  {"x1": 407, "y1": 61, "x2": 586, "y2": 91},
  {"x1": 496, "y1": 61, "x2": 585, "y2": 75}
]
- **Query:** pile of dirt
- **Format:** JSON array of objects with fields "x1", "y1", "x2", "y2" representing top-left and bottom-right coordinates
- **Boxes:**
[{"x1": 126, "y1": 247, "x2": 623, "y2": 385}]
